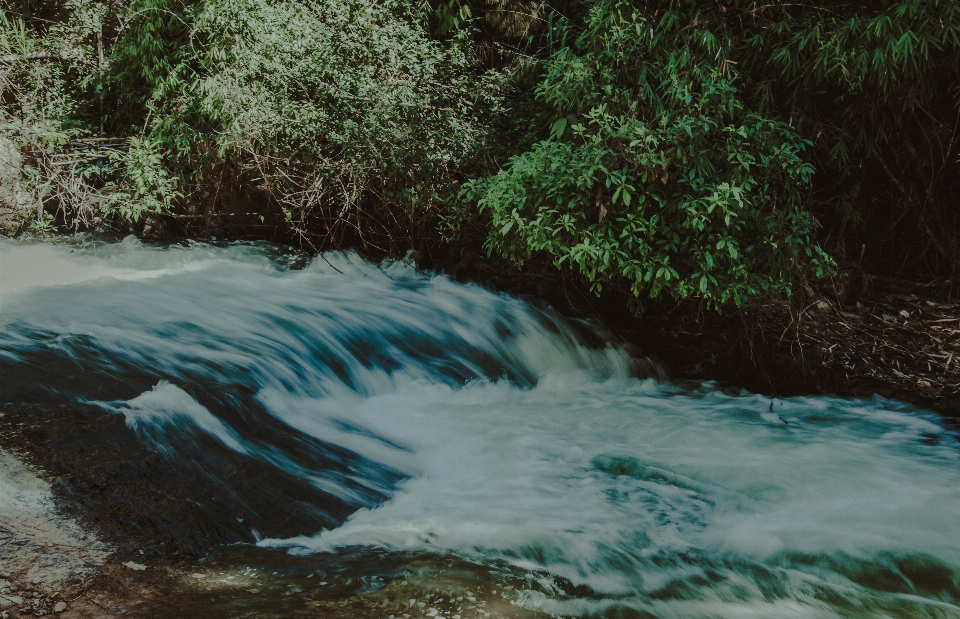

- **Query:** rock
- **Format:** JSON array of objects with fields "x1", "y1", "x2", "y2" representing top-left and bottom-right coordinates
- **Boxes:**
[
  {"x1": 122, "y1": 561, "x2": 147, "y2": 571},
  {"x1": 0, "y1": 446, "x2": 108, "y2": 610},
  {"x1": 0, "y1": 594, "x2": 22, "y2": 608},
  {"x1": 54, "y1": 601, "x2": 67, "y2": 612}
]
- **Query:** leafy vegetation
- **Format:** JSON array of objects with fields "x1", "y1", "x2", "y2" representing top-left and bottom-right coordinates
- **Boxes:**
[
  {"x1": 0, "y1": 2, "x2": 117, "y2": 233},
  {"x1": 1, "y1": 0, "x2": 958, "y2": 306},
  {"x1": 734, "y1": 0, "x2": 960, "y2": 273},
  {"x1": 2, "y1": 0, "x2": 506, "y2": 245},
  {"x1": 462, "y1": 2, "x2": 831, "y2": 307},
  {"x1": 109, "y1": 0, "x2": 505, "y2": 248}
]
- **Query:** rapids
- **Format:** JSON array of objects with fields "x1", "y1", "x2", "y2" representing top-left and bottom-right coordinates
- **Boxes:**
[{"x1": 1, "y1": 236, "x2": 959, "y2": 618}]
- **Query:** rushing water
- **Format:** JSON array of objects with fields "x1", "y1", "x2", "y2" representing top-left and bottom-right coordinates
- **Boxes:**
[{"x1": 1, "y1": 237, "x2": 959, "y2": 618}]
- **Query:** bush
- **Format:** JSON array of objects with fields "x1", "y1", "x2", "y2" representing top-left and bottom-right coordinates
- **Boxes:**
[
  {"x1": 5, "y1": 0, "x2": 956, "y2": 292},
  {"x1": 732, "y1": 0, "x2": 960, "y2": 273},
  {"x1": 0, "y1": 3, "x2": 116, "y2": 233},
  {"x1": 463, "y1": 1, "x2": 833, "y2": 308},
  {"x1": 113, "y1": 0, "x2": 505, "y2": 247}
]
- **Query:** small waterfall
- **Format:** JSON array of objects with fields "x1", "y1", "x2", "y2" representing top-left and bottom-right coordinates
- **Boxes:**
[{"x1": 2, "y1": 236, "x2": 958, "y2": 618}]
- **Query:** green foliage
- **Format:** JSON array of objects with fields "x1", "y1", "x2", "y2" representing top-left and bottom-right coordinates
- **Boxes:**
[
  {"x1": 4, "y1": 0, "x2": 957, "y2": 300},
  {"x1": 108, "y1": 0, "x2": 196, "y2": 125},
  {"x1": 102, "y1": 135, "x2": 180, "y2": 221},
  {"x1": 734, "y1": 0, "x2": 960, "y2": 155},
  {"x1": 0, "y1": 4, "x2": 113, "y2": 232},
  {"x1": 116, "y1": 0, "x2": 504, "y2": 245},
  {"x1": 464, "y1": 1, "x2": 832, "y2": 307},
  {"x1": 732, "y1": 0, "x2": 960, "y2": 270}
]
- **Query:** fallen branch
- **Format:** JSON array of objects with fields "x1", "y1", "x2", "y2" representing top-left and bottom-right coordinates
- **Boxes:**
[
  {"x1": 0, "y1": 51, "x2": 59, "y2": 63},
  {"x1": 160, "y1": 211, "x2": 268, "y2": 219}
]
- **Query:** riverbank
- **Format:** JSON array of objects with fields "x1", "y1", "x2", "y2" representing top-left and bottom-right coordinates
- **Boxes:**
[
  {"x1": 618, "y1": 280, "x2": 960, "y2": 417},
  {"x1": 431, "y1": 246, "x2": 960, "y2": 418}
]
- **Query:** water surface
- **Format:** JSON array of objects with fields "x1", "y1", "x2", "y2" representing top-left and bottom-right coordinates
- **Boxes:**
[{"x1": 1, "y1": 237, "x2": 958, "y2": 618}]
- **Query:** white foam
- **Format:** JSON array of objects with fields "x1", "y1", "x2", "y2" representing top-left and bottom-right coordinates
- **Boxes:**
[
  {"x1": 0, "y1": 236, "x2": 284, "y2": 308},
  {"x1": 113, "y1": 381, "x2": 248, "y2": 454},
  {"x1": 260, "y1": 375, "x2": 960, "y2": 599}
]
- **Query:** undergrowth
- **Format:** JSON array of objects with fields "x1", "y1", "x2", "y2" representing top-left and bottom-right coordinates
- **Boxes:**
[{"x1": 1, "y1": 0, "x2": 958, "y2": 310}]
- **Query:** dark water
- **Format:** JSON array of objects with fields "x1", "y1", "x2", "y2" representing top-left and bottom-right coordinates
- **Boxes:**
[{"x1": 1, "y1": 237, "x2": 959, "y2": 618}]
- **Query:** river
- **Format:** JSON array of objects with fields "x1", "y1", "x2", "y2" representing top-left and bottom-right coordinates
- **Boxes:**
[{"x1": 1, "y1": 237, "x2": 958, "y2": 618}]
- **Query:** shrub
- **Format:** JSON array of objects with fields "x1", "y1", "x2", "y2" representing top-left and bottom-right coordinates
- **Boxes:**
[
  {"x1": 113, "y1": 0, "x2": 505, "y2": 247},
  {"x1": 732, "y1": 0, "x2": 960, "y2": 273},
  {"x1": 463, "y1": 1, "x2": 833, "y2": 308},
  {"x1": 0, "y1": 3, "x2": 116, "y2": 233}
]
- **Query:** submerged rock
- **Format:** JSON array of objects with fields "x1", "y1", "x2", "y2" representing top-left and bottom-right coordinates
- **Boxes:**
[{"x1": 0, "y1": 449, "x2": 110, "y2": 597}]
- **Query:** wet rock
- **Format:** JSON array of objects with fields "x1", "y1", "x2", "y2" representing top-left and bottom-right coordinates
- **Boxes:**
[
  {"x1": 0, "y1": 449, "x2": 109, "y2": 602},
  {"x1": 0, "y1": 403, "x2": 358, "y2": 561}
]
